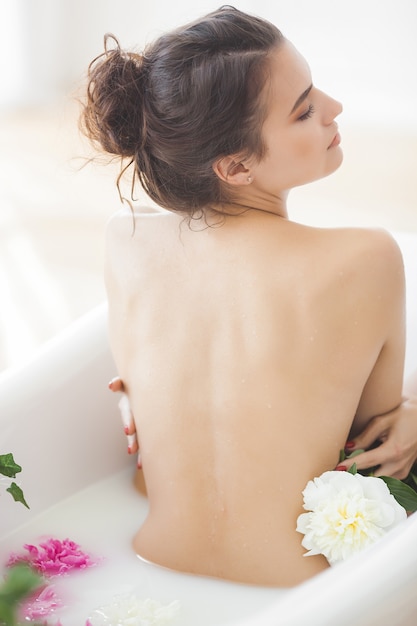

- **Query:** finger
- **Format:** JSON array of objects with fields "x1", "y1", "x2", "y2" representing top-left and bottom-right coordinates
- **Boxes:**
[
  {"x1": 340, "y1": 446, "x2": 387, "y2": 472},
  {"x1": 137, "y1": 451, "x2": 142, "y2": 469},
  {"x1": 371, "y1": 451, "x2": 414, "y2": 479},
  {"x1": 127, "y1": 433, "x2": 139, "y2": 455},
  {"x1": 349, "y1": 416, "x2": 390, "y2": 451},
  {"x1": 342, "y1": 444, "x2": 412, "y2": 480},
  {"x1": 118, "y1": 394, "x2": 136, "y2": 435},
  {"x1": 124, "y1": 422, "x2": 137, "y2": 436},
  {"x1": 108, "y1": 377, "x2": 124, "y2": 392},
  {"x1": 373, "y1": 463, "x2": 408, "y2": 479}
]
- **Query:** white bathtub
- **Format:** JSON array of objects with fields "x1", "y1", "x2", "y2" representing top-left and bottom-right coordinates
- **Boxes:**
[{"x1": 1, "y1": 232, "x2": 417, "y2": 625}]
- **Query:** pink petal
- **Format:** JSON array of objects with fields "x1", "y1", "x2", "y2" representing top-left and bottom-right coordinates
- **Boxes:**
[{"x1": 7, "y1": 537, "x2": 98, "y2": 577}]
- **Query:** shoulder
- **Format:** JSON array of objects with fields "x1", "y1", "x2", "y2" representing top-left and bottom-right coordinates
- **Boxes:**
[
  {"x1": 105, "y1": 205, "x2": 166, "y2": 238},
  {"x1": 105, "y1": 205, "x2": 179, "y2": 289},
  {"x1": 286, "y1": 226, "x2": 405, "y2": 328},
  {"x1": 341, "y1": 226, "x2": 402, "y2": 262},
  {"x1": 104, "y1": 209, "x2": 135, "y2": 286},
  {"x1": 281, "y1": 223, "x2": 404, "y2": 290},
  {"x1": 104, "y1": 209, "x2": 138, "y2": 291},
  {"x1": 310, "y1": 224, "x2": 400, "y2": 251},
  {"x1": 310, "y1": 226, "x2": 404, "y2": 279},
  {"x1": 340, "y1": 227, "x2": 403, "y2": 288},
  {"x1": 105, "y1": 205, "x2": 172, "y2": 260},
  {"x1": 315, "y1": 227, "x2": 405, "y2": 321}
]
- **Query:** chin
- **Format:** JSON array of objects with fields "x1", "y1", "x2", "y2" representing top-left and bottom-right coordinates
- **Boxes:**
[
  {"x1": 330, "y1": 145, "x2": 344, "y2": 170},
  {"x1": 321, "y1": 147, "x2": 344, "y2": 180}
]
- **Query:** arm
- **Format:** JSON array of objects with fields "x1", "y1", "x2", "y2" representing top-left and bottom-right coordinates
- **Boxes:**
[
  {"x1": 352, "y1": 230, "x2": 406, "y2": 426},
  {"x1": 340, "y1": 231, "x2": 417, "y2": 478}
]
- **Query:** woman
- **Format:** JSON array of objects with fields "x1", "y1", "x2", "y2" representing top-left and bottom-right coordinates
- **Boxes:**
[{"x1": 82, "y1": 7, "x2": 417, "y2": 586}]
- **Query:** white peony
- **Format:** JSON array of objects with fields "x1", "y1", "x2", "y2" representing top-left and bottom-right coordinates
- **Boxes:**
[
  {"x1": 296, "y1": 470, "x2": 407, "y2": 565},
  {"x1": 87, "y1": 595, "x2": 181, "y2": 626}
]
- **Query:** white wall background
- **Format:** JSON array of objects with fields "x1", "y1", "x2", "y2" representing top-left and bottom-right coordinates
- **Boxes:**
[{"x1": 1, "y1": 0, "x2": 417, "y2": 130}]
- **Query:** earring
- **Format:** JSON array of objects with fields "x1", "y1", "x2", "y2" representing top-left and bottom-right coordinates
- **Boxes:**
[{"x1": 247, "y1": 176, "x2": 253, "y2": 183}]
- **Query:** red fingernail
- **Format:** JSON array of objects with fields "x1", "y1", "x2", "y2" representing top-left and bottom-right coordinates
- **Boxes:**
[
  {"x1": 124, "y1": 426, "x2": 129, "y2": 435},
  {"x1": 127, "y1": 446, "x2": 132, "y2": 454},
  {"x1": 335, "y1": 465, "x2": 347, "y2": 471},
  {"x1": 345, "y1": 441, "x2": 356, "y2": 449}
]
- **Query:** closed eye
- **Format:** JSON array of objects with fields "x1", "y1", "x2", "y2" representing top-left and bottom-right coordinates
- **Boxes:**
[{"x1": 298, "y1": 104, "x2": 315, "y2": 121}]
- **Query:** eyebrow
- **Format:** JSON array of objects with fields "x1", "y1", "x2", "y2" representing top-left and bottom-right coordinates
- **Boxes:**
[{"x1": 290, "y1": 84, "x2": 313, "y2": 115}]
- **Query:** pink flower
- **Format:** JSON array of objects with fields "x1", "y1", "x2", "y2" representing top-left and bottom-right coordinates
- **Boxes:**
[
  {"x1": 19, "y1": 584, "x2": 62, "y2": 621},
  {"x1": 7, "y1": 537, "x2": 97, "y2": 576}
]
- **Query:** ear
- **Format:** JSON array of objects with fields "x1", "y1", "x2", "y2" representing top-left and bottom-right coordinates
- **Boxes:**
[{"x1": 212, "y1": 155, "x2": 252, "y2": 187}]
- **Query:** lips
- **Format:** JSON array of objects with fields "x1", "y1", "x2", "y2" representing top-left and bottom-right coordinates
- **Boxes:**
[{"x1": 328, "y1": 132, "x2": 341, "y2": 149}]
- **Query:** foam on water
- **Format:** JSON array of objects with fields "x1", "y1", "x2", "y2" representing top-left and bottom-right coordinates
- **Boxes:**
[{"x1": 0, "y1": 468, "x2": 286, "y2": 625}]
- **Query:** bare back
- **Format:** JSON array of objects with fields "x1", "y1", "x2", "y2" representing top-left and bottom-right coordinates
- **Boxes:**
[{"x1": 105, "y1": 207, "x2": 404, "y2": 586}]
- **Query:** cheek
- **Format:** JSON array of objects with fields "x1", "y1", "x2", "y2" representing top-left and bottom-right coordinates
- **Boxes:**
[
  {"x1": 274, "y1": 130, "x2": 327, "y2": 187},
  {"x1": 257, "y1": 126, "x2": 327, "y2": 187},
  {"x1": 291, "y1": 127, "x2": 323, "y2": 159},
  {"x1": 273, "y1": 133, "x2": 321, "y2": 182}
]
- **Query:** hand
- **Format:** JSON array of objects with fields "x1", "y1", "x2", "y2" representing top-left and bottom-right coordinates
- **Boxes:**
[
  {"x1": 341, "y1": 396, "x2": 417, "y2": 479},
  {"x1": 108, "y1": 377, "x2": 142, "y2": 468}
]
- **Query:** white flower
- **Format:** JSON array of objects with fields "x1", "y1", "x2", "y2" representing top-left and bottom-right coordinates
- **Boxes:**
[
  {"x1": 296, "y1": 470, "x2": 407, "y2": 565},
  {"x1": 87, "y1": 594, "x2": 181, "y2": 626}
]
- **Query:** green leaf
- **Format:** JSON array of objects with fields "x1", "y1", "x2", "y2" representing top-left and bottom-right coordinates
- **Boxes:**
[
  {"x1": 0, "y1": 454, "x2": 22, "y2": 479},
  {"x1": 347, "y1": 463, "x2": 357, "y2": 475},
  {"x1": 0, "y1": 564, "x2": 43, "y2": 626},
  {"x1": 346, "y1": 448, "x2": 366, "y2": 459},
  {"x1": 0, "y1": 600, "x2": 15, "y2": 626},
  {"x1": 6, "y1": 482, "x2": 29, "y2": 509},
  {"x1": 0, "y1": 564, "x2": 41, "y2": 601},
  {"x1": 338, "y1": 449, "x2": 346, "y2": 463},
  {"x1": 380, "y1": 476, "x2": 417, "y2": 512}
]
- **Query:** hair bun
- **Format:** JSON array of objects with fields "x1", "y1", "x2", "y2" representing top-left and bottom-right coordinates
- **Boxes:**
[{"x1": 81, "y1": 34, "x2": 145, "y2": 158}]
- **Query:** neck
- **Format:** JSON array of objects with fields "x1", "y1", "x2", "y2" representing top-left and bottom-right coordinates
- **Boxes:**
[{"x1": 215, "y1": 190, "x2": 290, "y2": 220}]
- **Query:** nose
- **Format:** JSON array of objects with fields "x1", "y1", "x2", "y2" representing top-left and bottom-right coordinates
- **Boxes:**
[
  {"x1": 328, "y1": 95, "x2": 343, "y2": 123},
  {"x1": 331, "y1": 96, "x2": 343, "y2": 118},
  {"x1": 320, "y1": 90, "x2": 343, "y2": 124}
]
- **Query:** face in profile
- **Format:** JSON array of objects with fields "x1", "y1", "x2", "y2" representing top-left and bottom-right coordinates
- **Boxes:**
[{"x1": 249, "y1": 40, "x2": 343, "y2": 196}]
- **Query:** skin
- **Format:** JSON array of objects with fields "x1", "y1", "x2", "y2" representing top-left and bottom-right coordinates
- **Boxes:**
[
  {"x1": 105, "y1": 41, "x2": 411, "y2": 586},
  {"x1": 342, "y1": 393, "x2": 417, "y2": 478}
]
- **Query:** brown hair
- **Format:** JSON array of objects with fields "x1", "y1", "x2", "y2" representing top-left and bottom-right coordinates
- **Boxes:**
[{"x1": 80, "y1": 6, "x2": 283, "y2": 216}]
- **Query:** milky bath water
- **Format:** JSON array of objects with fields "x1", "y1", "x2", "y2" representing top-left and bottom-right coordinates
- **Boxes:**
[{"x1": 0, "y1": 468, "x2": 285, "y2": 625}]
